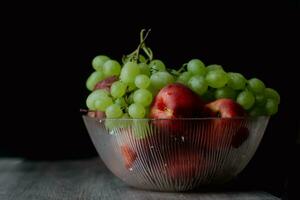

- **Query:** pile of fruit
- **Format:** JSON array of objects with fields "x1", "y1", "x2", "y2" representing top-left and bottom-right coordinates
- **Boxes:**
[
  {"x1": 85, "y1": 30, "x2": 280, "y2": 119},
  {"x1": 84, "y1": 30, "x2": 280, "y2": 176}
]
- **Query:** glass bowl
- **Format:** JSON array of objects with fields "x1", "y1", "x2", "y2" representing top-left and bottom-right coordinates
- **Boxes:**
[{"x1": 83, "y1": 116, "x2": 269, "y2": 192}]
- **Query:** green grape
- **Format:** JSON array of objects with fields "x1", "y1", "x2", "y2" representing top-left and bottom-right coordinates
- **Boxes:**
[
  {"x1": 105, "y1": 104, "x2": 123, "y2": 118},
  {"x1": 206, "y1": 64, "x2": 224, "y2": 72},
  {"x1": 255, "y1": 93, "x2": 266, "y2": 106},
  {"x1": 265, "y1": 98, "x2": 278, "y2": 115},
  {"x1": 247, "y1": 78, "x2": 265, "y2": 94},
  {"x1": 236, "y1": 90, "x2": 255, "y2": 110},
  {"x1": 133, "y1": 89, "x2": 153, "y2": 107},
  {"x1": 147, "y1": 83, "x2": 159, "y2": 96},
  {"x1": 138, "y1": 63, "x2": 151, "y2": 76},
  {"x1": 94, "y1": 95, "x2": 113, "y2": 112},
  {"x1": 132, "y1": 120, "x2": 151, "y2": 139},
  {"x1": 150, "y1": 71, "x2": 174, "y2": 90},
  {"x1": 138, "y1": 55, "x2": 146, "y2": 63},
  {"x1": 135, "y1": 74, "x2": 151, "y2": 89},
  {"x1": 227, "y1": 72, "x2": 247, "y2": 90},
  {"x1": 187, "y1": 59, "x2": 207, "y2": 75},
  {"x1": 149, "y1": 59, "x2": 166, "y2": 72},
  {"x1": 188, "y1": 75, "x2": 208, "y2": 95},
  {"x1": 202, "y1": 88, "x2": 216, "y2": 101},
  {"x1": 114, "y1": 97, "x2": 127, "y2": 108},
  {"x1": 92, "y1": 55, "x2": 110, "y2": 71},
  {"x1": 214, "y1": 86, "x2": 236, "y2": 99},
  {"x1": 103, "y1": 60, "x2": 121, "y2": 77},
  {"x1": 86, "y1": 89, "x2": 109, "y2": 110},
  {"x1": 86, "y1": 71, "x2": 105, "y2": 91},
  {"x1": 265, "y1": 88, "x2": 280, "y2": 104},
  {"x1": 145, "y1": 107, "x2": 150, "y2": 117},
  {"x1": 111, "y1": 81, "x2": 127, "y2": 98},
  {"x1": 127, "y1": 92, "x2": 135, "y2": 104},
  {"x1": 128, "y1": 103, "x2": 146, "y2": 118},
  {"x1": 205, "y1": 70, "x2": 229, "y2": 88},
  {"x1": 177, "y1": 71, "x2": 193, "y2": 85},
  {"x1": 249, "y1": 105, "x2": 266, "y2": 117},
  {"x1": 120, "y1": 62, "x2": 140, "y2": 84}
]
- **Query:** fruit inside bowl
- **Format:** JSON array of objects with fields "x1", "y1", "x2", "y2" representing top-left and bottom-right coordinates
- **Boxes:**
[{"x1": 82, "y1": 29, "x2": 280, "y2": 191}]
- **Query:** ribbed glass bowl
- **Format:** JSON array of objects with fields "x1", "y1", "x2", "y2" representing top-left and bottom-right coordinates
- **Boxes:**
[{"x1": 83, "y1": 116, "x2": 269, "y2": 191}]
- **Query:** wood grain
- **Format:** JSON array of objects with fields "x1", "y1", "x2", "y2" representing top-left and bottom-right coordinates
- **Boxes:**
[{"x1": 0, "y1": 159, "x2": 280, "y2": 200}]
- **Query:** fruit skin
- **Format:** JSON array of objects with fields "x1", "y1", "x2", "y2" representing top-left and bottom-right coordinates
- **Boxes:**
[
  {"x1": 87, "y1": 111, "x2": 105, "y2": 118},
  {"x1": 204, "y1": 98, "x2": 249, "y2": 149},
  {"x1": 163, "y1": 149, "x2": 210, "y2": 181},
  {"x1": 94, "y1": 76, "x2": 118, "y2": 92},
  {"x1": 120, "y1": 145, "x2": 137, "y2": 169},
  {"x1": 150, "y1": 83, "x2": 206, "y2": 119},
  {"x1": 88, "y1": 76, "x2": 118, "y2": 118},
  {"x1": 204, "y1": 99, "x2": 246, "y2": 118}
]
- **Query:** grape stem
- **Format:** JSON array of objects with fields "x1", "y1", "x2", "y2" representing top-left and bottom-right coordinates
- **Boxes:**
[{"x1": 123, "y1": 29, "x2": 153, "y2": 63}]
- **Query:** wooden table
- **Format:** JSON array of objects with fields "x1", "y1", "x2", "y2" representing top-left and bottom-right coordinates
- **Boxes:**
[{"x1": 0, "y1": 158, "x2": 280, "y2": 200}]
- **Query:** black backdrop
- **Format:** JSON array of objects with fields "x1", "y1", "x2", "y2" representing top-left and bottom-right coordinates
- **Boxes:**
[{"x1": 1, "y1": 1, "x2": 299, "y2": 198}]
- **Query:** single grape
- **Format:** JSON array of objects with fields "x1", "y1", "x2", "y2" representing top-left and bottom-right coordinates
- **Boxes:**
[
  {"x1": 264, "y1": 88, "x2": 280, "y2": 104},
  {"x1": 214, "y1": 86, "x2": 236, "y2": 99},
  {"x1": 138, "y1": 63, "x2": 151, "y2": 76},
  {"x1": 149, "y1": 59, "x2": 166, "y2": 72},
  {"x1": 138, "y1": 55, "x2": 146, "y2": 63},
  {"x1": 255, "y1": 93, "x2": 266, "y2": 106},
  {"x1": 103, "y1": 60, "x2": 121, "y2": 77},
  {"x1": 205, "y1": 70, "x2": 229, "y2": 88},
  {"x1": 135, "y1": 74, "x2": 151, "y2": 89},
  {"x1": 187, "y1": 59, "x2": 207, "y2": 75},
  {"x1": 120, "y1": 62, "x2": 140, "y2": 84},
  {"x1": 114, "y1": 97, "x2": 127, "y2": 108},
  {"x1": 188, "y1": 75, "x2": 208, "y2": 95},
  {"x1": 127, "y1": 92, "x2": 135, "y2": 104},
  {"x1": 247, "y1": 78, "x2": 265, "y2": 94},
  {"x1": 201, "y1": 88, "x2": 216, "y2": 101},
  {"x1": 133, "y1": 89, "x2": 153, "y2": 107},
  {"x1": 127, "y1": 82, "x2": 137, "y2": 92},
  {"x1": 94, "y1": 96, "x2": 113, "y2": 112},
  {"x1": 86, "y1": 89, "x2": 109, "y2": 110},
  {"x1": 206, "y1": 64, "x2": 224, "y2": 72},
  {"x1": 236, "y1": 90, "x2": 255, "y2": 110},
  {"x1": 111, "y1": 81, "x2": 127, "y2": 98},
  {"x1": 249, "y1": 105, "x2": 266, "y2": 117},
  {"x1": 227, "y1": 72, "x2": 247, "y2": 90},
  {"x1": 86, "y1": 71, "x2": 105, "y2": 91},
  {"x1": 177, "y1": 71, "x2": 193, "y2": 85},
  {"x1": 92, "y1": 55, "x2": 110, "y2": 71},
  {"x1": 265, "y1": 98, "x2": 278, "y2": 115},
  {"x1": 150, "y1": 71, "x2": 174, "y2": 90},
  {"x1": 105, "y1": 104, "x2": 123, "y2": 118},
  {"x1": 128, "y1": 103, "x2": 146, "y2": 118}
]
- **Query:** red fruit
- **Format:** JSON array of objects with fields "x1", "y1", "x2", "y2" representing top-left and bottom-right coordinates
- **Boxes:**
[
  {"x1": 150, "y1": 83, "x2": 206, "y2": 119},
  {"x1": 94, "y1": 76, "x2": 118, "y2": 92},
  {"x1": 205, "y1": 98, "x2": 246, "y2": 118},
  {"x1": 87, "y1": 111, "x2": 105, "y2": 118},
  {"x1": 120, "y1": 145, "x2": 137, "y2": 170},
  {"x1": 204, "y1": 99, "x2": 248, "y2": 149},
  {"x1": 150, "y1": 83, "x2": 207, "y2": 136},
  {"x1": 164, "y1": 150, "x2": 210, "y2": 180}
]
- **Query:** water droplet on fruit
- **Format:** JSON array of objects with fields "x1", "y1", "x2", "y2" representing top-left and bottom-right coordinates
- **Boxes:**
[{"x1": 181, "y1": 136, "x2": 185, "y2": 142}]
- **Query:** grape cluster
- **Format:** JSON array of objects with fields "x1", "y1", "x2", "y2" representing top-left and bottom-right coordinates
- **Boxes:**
[{"x1": 85, "y1": 30, "x2": 280, "y2": 118}]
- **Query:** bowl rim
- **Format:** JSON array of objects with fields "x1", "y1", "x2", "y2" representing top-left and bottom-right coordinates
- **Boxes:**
[{"x1": 82, "y1": 115, "x2": 270, "y2": 121}]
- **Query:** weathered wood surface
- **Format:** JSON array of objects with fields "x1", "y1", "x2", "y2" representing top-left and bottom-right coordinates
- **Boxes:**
[{"x1": 0, "y1": 158, "x2": 280, "y2": 200}]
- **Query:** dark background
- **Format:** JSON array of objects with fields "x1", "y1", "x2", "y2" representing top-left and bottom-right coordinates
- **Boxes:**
[{"x1": 1, "y1": 1, "x2": 299, "y2": 198}]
